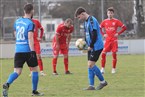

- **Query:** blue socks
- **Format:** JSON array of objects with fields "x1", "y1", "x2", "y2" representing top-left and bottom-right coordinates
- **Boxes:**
[
  {"x1": 32, "y1": 72, "x2": 39, "y2": 91},
  {"x1": 91, "y1": 65, "x2": 104, "y2": 81},
  {"x1": 88, "y1": 68, "x2": 95, "y2": 86},
  {"x1": 7, "y1": 72, "x2": 19, "y2": 84}
]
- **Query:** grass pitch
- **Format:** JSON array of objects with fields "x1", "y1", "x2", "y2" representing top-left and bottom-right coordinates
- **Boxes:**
[{"x1": 0, "y1": 54, "x2": 144, "y2": 97}]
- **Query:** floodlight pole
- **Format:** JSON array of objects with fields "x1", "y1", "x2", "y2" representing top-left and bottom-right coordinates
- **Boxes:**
[
  {"x1": 101, "y1": 0, "x2": 104, "y2": 21},
  {"x1": 38, "y1": 0, "x2": 41, "y2": 23}
]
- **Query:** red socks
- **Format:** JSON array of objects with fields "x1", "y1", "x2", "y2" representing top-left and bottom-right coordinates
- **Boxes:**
[
  {"x1": 52, "y1": 57, "x2": 69, "y2": 72},
  {"x1": 38, "y1": 59, "x2": 43, "y2": 71},
  {"x1": 101, "y1": 53, "x2": 106, "y2": 68},
  {"x1": 64, "y1": 58, "x2": 68, "y2": 72},
  {"x1": 52, "y1": 58, "x2": 57, "y2": 72},
  {"x1": 112, "y1": 53, "x2": 117, "y2": 68}
]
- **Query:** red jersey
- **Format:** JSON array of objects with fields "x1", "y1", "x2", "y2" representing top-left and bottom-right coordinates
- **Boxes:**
[
  {"x1": 53, "y1": 23, "x2": 74, "y2": 44},
  {"x1": 32, "y1": 19, "x2": 44, "y2": 42},
  {"x1": 100, "y1": 18, "x2": 126, "y2": 41}
]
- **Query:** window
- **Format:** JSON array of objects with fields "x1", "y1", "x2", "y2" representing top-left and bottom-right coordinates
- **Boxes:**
[{"x1": 46, "y1": 24, "x2": 55, "y2": 32}]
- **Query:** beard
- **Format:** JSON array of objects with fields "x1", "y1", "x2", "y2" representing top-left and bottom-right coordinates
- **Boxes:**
[{"x1": 31, "y1": 14, "x2": 33, "y2": 19}]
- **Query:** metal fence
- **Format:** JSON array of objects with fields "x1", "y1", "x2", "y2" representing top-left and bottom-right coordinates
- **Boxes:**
[{"x1": 0, "y1": 0, "x2": 145, "y2": 43}]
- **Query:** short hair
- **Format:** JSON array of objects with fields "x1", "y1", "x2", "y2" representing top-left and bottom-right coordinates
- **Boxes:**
[
  {"x1": 107, "y1": 7, "x2": 114, "y2": 13},
  {"x1": 65, "y1": 18, "x2": 73, "y2": 25},
  {"x1": 75, "y1": 7, "x2": 86, "y2": 17},
  {"x1": 24, "y1": 3, "x2": 33, "y2": 14}
]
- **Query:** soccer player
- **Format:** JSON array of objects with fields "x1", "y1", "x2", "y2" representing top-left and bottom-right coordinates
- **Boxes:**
[
  {"x1": 29, "y1": 18, "x2": 46, "y2": 76},
  {"x1": 2, "y1": 3, "x2": 43, "y2": 97},
  {"x1": 100, "y1": 7, "x2": 127, "y2": 74},
  {"x1": 52, "y1": 18, "x2": 74, "y2": 75},
  {"x1": 75, "y1": 7, "x2": 107, "y2": 90}
]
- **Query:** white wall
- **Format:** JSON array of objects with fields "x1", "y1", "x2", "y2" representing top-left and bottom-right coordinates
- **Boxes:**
[{"x1": 0, "y1": 39, "x2": 145, "y2": 58}]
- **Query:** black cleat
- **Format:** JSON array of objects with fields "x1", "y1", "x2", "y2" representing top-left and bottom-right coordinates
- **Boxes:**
[
  {"x1": 96, "y1": 81, "x2": 108, "y2": 90},
  {"x1": 65, "y1": 71, "x2": 72, "y2": 74},
  {"x1": 3, "y1": 83, "x2": 9, "y2": 97},
  {"x1": 83, "y1": 86, "x2": 95, "y2": 90},
  {"x1": 32, "y1": 90, "x2": 44, "y2": 96}
]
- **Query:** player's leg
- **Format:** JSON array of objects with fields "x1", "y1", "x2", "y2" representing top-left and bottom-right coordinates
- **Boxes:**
[
  {"x1": 111, "y1": 40, "x2": 118, "y2": 73},
  {"x1": 33, "y1": 42, "x2": 46, "y2": 76},
  {"x1": 27, "y1": 51, "x2": 44, "y2": 96},
  {"x1": 3, "y1": 53, "x2": 24, "y2": 97},
  {"x1": 83, "y1": 51, "x2": 95, "y2": 90},
  {"x1": 37, "y1": 54, "x2": 46, "y2": 76},
  {"x1": 112, "y1": 52, "x2": 117, "y2": 73},
  {"x1": 101, "y1": 51, "x2": 106, "y2": 74},
  {"x1": 62, "y1": 47, "x2": 72, "y2": 74},
  {"x1": 52, "y1": 49, "x2": 59, "y2": 75},
  {"x1": 84, "y1": 49, "x2": 107, "y2": 90},
  {"x1": 101, "y1": 41, "x2": 111, "y2": 74}
]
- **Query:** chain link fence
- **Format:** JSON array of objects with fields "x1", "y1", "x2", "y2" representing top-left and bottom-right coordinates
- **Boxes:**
[{"x1": 0, "y1": 0, "x2": 145, "y2": 43}]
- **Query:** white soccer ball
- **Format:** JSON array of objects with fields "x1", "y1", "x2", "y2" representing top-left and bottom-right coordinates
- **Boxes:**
[{"x1": 75, "y1": 38, "x2": 86, "y2": 50}]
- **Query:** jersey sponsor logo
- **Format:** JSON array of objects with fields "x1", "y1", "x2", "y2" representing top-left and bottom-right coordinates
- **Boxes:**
[
  {"x1": 106, "y1": 27, "x2": 115, "y2": 31},
  {"x1": 16, "y1": 20, "x2": 27, "y2": 25},
  {"x1": 16, "y1": 42, "x2": 27, "y2": 44}
]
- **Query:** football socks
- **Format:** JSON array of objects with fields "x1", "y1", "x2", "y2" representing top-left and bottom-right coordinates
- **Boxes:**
[
  {"x1": 88, "y1": 68, "x2": 95, "y2": 86},
  {"x1": 7, "y1": 72, "x2": 19, "y2": 84},
  {"x1": 91, "y1": 65, "x2": 104, "y2": 81},
  {"x1": 32, "y1": 72, "x2": 39, "y2": 91}
]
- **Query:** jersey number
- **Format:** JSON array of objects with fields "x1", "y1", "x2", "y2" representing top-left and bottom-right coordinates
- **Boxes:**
[{"x1": 16, "y1": 26, "x2": 25, "y2": 40}]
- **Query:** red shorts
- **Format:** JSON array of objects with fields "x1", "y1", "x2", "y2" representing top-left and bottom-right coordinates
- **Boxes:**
[
  {"x1": 52, "y1": 42, "x2": 68, "y2": 56},
  {"x1": 34, "y1": 42, "x2": 41, "y2": 54},
  {"x1": 103, "y1": 40, "x2": 118, "y2": 52}
]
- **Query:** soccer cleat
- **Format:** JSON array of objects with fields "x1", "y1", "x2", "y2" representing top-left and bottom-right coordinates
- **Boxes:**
[
  {"x1": 101, "y1": 68, "x2": 105, "y2": 74},
  {"x1": 83, "y1": 86, "x2": 95, "y2": 90},
  {"x1": 3, "y1": 83, "x2": 9, "y2": 97},
  {"x1": 96, "y1": 81, "x2": 108, "y2": 90},
  {"x1": 40, "y1": 71, "x2": 46, "y2": 76},
  {"x1": 111, "y1": 68, "x2": 116, "y2": 74},
  {"x1": 32, "y1": 90, "x2": 44, "y2": 96},
  {"x1": 52, "y1": 71, "x2": 58, "y2": 75},
  {"x1": 65, "y1": 71, "x2": 72, "y2": 74}
]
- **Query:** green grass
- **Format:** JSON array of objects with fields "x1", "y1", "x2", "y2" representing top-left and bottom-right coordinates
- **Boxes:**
[{"x1": 0, "y1": 54, "x2": 144, "y2": 97}]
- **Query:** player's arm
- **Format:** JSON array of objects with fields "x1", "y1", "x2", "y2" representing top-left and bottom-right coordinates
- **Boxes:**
[
  {"x1": 118, "y1": 25, "x2": 127, "y2": 35},
  {"x1": 67, "y1": 34, "x2": 71, "y2": 47},
  {"x1": 13, "y1": 21, "x2": 16, "y2": 38},
  {"x1": 28, "y1": 31, "x2": 35, "y2": 51},
  {"x1": 100, "y1": 21, "x2": 107, "y2": 38},
  {"x1": 40, "y1": 27, "x2": 44, "y2": 39},
  {"x1": 89, "y1": 17, "x2": 98, "y2": 49},
  {"x1": 28, "y1": 23, "x2": 35, "y2": 51},
  {"x1": 55, "y1": 33, "x2": 60, "y2": 50},
  {"x1": 67, "y1": 27, "x2": 74, "y2": 47},
  {"x1": 38, "y1": 20, "x2": 44, "y2": 41},
  {"x1": 115, "y1": 20, "x2": 127, "y2": 37},
  {"x1": 90, "y1": 29, "x2": 97, "y2": 48}
]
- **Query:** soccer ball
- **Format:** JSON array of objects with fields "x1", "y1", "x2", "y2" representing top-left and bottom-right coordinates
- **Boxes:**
[{"x1": 75, "y1": 38, "x2": 86, "y2": 50}]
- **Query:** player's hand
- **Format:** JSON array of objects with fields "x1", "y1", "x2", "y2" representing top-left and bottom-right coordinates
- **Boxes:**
[
  {"x1": 114, "y1": 33, "x2": 119, "y2": 37},
  {"x1": 37, "y1": 37, "x2": 42, "y2": 42},
  {"x1": 56, "y1": 45, "x2": 60, "y2": 50},
  {"x1": 88, "y1": 47, "x2": 92, "y2": 51},
  {"x1": 103, "y1": 34, "x2": 108, "y2": 38}
]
